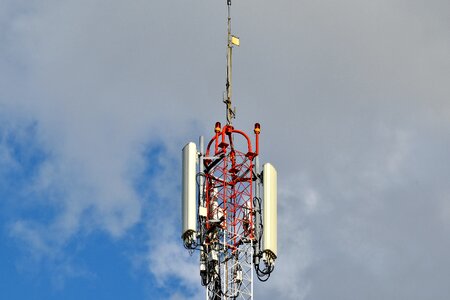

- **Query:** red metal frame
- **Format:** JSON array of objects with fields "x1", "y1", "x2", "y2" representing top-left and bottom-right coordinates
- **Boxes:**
[{"x1": 204, "y1": 123, "x2": 260, "y2": 251}]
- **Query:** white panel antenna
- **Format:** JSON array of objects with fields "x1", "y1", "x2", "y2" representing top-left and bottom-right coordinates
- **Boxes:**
[
  {"x1": 182, "y1": 142, "x2": 198, "y2": 245},
  {"x1": 263, "y1": 163, "x2": 278, "y2": 260}
]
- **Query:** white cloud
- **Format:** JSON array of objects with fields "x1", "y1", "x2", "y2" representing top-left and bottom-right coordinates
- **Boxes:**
[{"x1": 1, "y1": 0, "x2": 450, "y2": 298}]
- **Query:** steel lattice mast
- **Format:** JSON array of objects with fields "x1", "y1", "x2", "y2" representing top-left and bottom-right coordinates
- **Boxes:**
[{"x1": 182, "y1": 2, "x2": 278, "y2": 299}]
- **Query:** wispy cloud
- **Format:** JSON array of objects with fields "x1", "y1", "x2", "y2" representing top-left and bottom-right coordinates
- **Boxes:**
[{"x1": 0, "y1": 0, "x2": 449, "y2": 299}]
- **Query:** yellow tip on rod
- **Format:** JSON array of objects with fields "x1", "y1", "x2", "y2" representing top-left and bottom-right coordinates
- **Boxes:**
[{"x1": 231, "y1": 35, "x2": 240, "y2": 47}]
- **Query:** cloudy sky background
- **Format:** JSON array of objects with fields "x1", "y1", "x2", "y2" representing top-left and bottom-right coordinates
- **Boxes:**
[{"x1": 1, "y1": 0, "x2": 449, "y2": 299}]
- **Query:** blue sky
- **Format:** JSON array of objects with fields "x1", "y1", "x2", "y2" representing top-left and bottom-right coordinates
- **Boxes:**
[
  {"x1": 0, "y1": 124, "x2": 199, "y2": 299},
  {"x1": 0, "y1": 124, "x2": 159, "y2": 299},
  {"x1": 1, "y1": 0, "x2": 450, "y2": 299}
]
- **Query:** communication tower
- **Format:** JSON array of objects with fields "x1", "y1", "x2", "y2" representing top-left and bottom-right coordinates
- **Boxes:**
[{"x1": 182, "y1": 1, "x2": 278, "y2": 299}]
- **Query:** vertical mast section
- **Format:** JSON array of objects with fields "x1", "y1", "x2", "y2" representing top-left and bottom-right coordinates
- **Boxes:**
[
  {"x1": 182, "y1": 1, "x2": 277, "y2": 298},
  {"x1": 225, "y1": 0, "x2": 236, "y2": 125}
]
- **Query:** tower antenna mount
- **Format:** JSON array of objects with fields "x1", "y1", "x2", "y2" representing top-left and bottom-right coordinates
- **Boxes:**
[{"x1": 181, "y1": 2, "x2": 278, "y2": 299}]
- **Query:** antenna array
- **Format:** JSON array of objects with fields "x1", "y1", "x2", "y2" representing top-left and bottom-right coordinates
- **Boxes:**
[{"x1": 182, "y1": 2, "x2": 278, "y2": 299}]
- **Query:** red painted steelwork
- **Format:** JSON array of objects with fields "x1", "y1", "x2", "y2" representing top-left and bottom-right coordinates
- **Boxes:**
[{"x1": 204, "y1": 123, "x2": 260, "y2": 250}]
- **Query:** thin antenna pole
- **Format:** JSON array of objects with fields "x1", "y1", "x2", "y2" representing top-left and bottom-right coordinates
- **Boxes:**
[{"x1": 225, "y1": 0, "x2": 235, "y2": 125}]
